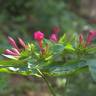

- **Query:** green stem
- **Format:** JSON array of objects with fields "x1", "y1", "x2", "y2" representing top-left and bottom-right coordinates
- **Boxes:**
[
  {"x1": 42, "y1": 75, "x2": 56, "y2": 96},
  {"x1": 37, "y1": 69, "x2": 56, "y2": 96}
]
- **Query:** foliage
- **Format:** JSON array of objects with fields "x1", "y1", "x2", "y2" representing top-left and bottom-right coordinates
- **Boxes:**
[
  {"x1": 0, "y1": 0, "x2": 96, "y2": 96},
  {"x1": 0, "y1": 30, "x2": 96, "y2": 79}
]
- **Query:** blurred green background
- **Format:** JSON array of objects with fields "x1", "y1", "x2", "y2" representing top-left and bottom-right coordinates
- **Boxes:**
[{"x1": 0, "y1": 0, "x2": 96, "y2": 96}]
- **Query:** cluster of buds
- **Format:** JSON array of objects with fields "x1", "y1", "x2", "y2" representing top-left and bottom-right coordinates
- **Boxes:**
[
  {"x1": 79, "y1": 30, "x2": 96, "y2": 47},
  {"x1": 49, "y1": 26, "x2": 60, "y2": 42},
  {"x1": 4, "y1": 36, "x2": 27, "y2": 57},
  {"x1": 4, "y1": 28, "x2": 60, "y2": 57},
  {"x1": 34, "y1": 27, "x2": 60, "y2": 54}
]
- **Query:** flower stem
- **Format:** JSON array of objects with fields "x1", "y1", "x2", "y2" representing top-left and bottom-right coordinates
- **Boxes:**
[
  {"x1": 42, "y1": 75, "x2": 56, "y2": 96},
  {"x1": 37, "y1": 69, "x2": 56, "y2": 96}
]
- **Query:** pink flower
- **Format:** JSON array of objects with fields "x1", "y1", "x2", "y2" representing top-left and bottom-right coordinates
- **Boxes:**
[
  {"x1": 34, "y1": 31, "x2": 44, "y2": 41},
  {"x1": 86, "y1": 30, "x2": 96, "y2": 45},
  {"x1": 18, "y1": 38, "x2": 27, "y2": 48},
  {"x1": 34, "y1": 31, "x2": 44, "y2": 51},
  {"x1": 8, "y1": 36, "x2": 19, "y2": 51},
  {"x1": 52, "y1": 26, "x2": 60, "y2": 34},
  {"x1": 50, "y1": 34, "x2": 58, "y2": 42},
  {"x1": 4, "y1": 49, "x2": 19, "y2": 56},
  {"x1": 50, "y1": 26, "x2": 60, "y2": 43},
  {"x1": 11, "y1": 48, "x2": 20, "y2": 55},
  {"x1": 79, "y1": 34, "x2": 83, "y2": 44},
  {"x1": 4, "y1": 36, "x2": 27, "y2": 57}
]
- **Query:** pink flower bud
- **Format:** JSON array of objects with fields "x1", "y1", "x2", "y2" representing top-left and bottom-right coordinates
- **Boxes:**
[
  {"x1": 89, "y1": 30, "x2": 96, "y2": 35},
  {"x1": 52, "y1": 26, "x2": 60, "y2": 34},
  {"x1": 18, "y1": 38, "x2": 26, "y2": 48},
  {"x1": 4, "y1": 49, "x2": 18, "y2": 56},
  {"x1": 11, "y1": 48, "x2": 20, "y2": 55},
  {"x1": 86, "y1": 30, "x2": 96, "y2": 45},
  {"x1": 79, "y1": 34, "x2": 83, "y2": 44},
  {"x1": 50, "y1": 34, "x2": 58, "y2": 42},
  {"x1": 8, "y1": 36, "x2": 19, "y2": 51},
  {"x1": 34, "y1": 31, "x2": 44, "y2": 41}
]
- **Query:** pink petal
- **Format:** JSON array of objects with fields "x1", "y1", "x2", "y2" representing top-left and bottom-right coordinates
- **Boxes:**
[
  {"x1": 8, "y1": 36, "x2": 19, "y2": 51},
  {"x1": 86, "y1": 30, "x2": 96, "y2": 45},
  {"x1": 34, "y1": 31, "x2": 44, "y2": 41},
  {"x1": 11, "y1": 48, "x2": 20, "y2": 55},
  {"x1": 4, "y1": 49, "x2": 18, "y2": 56},
  {"x1": 50, "y1": 34, "x2": 58, "y2": 42},
  {"x1": 18, "y1": 38, "x2": 26, "y2": 48}
]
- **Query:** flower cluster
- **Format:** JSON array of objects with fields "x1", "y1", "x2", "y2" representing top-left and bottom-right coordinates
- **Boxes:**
[
  {"x1": 4, "y1": 27, "x2": 96, "y2": 60},
  {"x1": 79, "y1": 30, "x2": 96, "y2": 47},
  {"x1": 4, "y1": 37, "x2": 27, "y2": 57},
  {"x1": 4, "y1": 27, "x2": 60, "y2": 58},
  {"x1": 33, "y1": 27, "x2": 60, "y2": 54}
]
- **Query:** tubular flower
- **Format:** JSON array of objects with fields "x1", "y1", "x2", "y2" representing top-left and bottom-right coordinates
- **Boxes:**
[
  {"x1": 4, "y1": 49, "x2": 19, "y2": 56},
  {"x1": 86, "y1": 30, "x2": 96, "y2": 45},
  {"x1": 34, "y1": 31, "x2": 49, "y2": 55},
  {"x1": 34, "y1": 31, "x2": 44, "y2": 41},
  {"x1": 4, "y1": 36, "x2": 27, "y2": 57},
  {"x1": 50, "y1": 34, "x2": 58, "y2": 42},
  {"x1": 34, "y1": 31, "x2": 44, "y2": 49},
  {"x1": 18, "y1": 38, "x2": 27, "y2": 49},
  {"x1": 8, "y1": 36, "x2": 19, "y2": 51},
  {"x1": 50, "y1": 27, "x2": 60, "y2": 43},
  {"x1": 79, "y1": 30, "x2": 96, "y2": 48},
  {"x1": 11, "y1": 48, "x2": 20, "y2": 55}
]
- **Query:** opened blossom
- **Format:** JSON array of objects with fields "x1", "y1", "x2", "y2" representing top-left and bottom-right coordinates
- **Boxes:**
[
  {"x1": 34, "y1": 31, "x2": 44, "y2": 41},
  {"x1": 34, "y1": 31, "x2": 49, "y2": 55},
  {"x1": 34, "y1": 31, "x2": 44, "y2": 48}
]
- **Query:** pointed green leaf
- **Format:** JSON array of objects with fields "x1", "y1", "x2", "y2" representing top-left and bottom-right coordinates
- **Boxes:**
[
  {"x1": 40, "y1": 60, "x2": 87, "y2": 76},
  {"x1": 0, "y1": 60, "x2": 27, "y2": 68}
]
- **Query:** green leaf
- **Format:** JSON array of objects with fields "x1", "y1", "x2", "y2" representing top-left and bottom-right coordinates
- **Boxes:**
[
  {"x1": 20, "y1": 50, "x2": 30, "y2": 59},
  {"x1": 0, "y1": 68, "x2": 32, "y2": 76},
  {"x1": 59, "y1": 34, "x2": 66, "y2": 43},
  {"x1": 65, "y1": 44, "x2": 75, "y2": 51},
  {"x1": 87, "y1": 59, "x2": 96, "y2": 81},
  {"x1": 0, "y1": 68, "x2": 11, "y2": 73},
  {"x1": 0, "y1": 48, "x2": 4, "y2": 54},
  {"x1": 51, "y1": 44, "x2": 64, "y2": 54},
  {"x1": 40, "y1": 60, "x2": 87, "y2": 76},
  {"x1": 0, "y1": 60, "x2": 27, "y2": 68}
]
